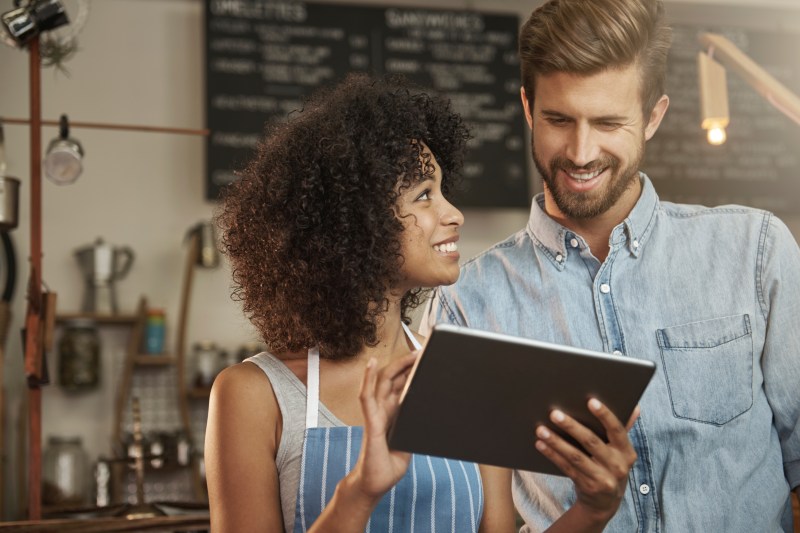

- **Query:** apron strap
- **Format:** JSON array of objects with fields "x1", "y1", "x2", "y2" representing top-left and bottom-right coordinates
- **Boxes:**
[
  {"x1": 402, "y1": 322, "x2": 422, "y2": 351},
  {"x1": 305, "y1": 324, "x2": 421, "y2": 429},
  {"x1": 306, "y1": 346, "x2": 320, "y2": 429}
]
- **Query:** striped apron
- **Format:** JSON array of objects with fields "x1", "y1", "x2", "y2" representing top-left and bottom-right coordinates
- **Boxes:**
[{"x1": 293, "y1": 323, "x2": 483, "y2": 532}]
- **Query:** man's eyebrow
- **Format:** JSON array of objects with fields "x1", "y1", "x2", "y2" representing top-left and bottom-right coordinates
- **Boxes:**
[
  {"x1": 540, "y1": 109, "x2": 631, "y2": 123},
  {"x1": 540, "y1": 109, "x2": 571, "y2": 119}
]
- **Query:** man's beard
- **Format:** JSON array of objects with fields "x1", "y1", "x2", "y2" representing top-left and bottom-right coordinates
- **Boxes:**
[{"x1": 532, "y1": 142, "x2": 643, "y2": 220}]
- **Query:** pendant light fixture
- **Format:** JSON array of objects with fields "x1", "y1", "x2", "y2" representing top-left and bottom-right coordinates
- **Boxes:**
[{"x1": 43, "y1": 113, "x2": 84, "y2": 185}]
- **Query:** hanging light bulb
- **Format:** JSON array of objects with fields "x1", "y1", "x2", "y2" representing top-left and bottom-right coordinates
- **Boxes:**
[
  {"x1": 706, "y1": 126, "x2": 727, "y2": 146},
  {"x1": 44, "y1": 114, "x2": 84, "y2": 185},
  {"x1": 698, "y1": 51, "x2": 730, "y2": 146}
]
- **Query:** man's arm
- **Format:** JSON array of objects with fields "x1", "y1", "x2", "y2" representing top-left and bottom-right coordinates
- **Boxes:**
[{"x1": 758, "y1": 214, "x2": 800, "y2": 492}]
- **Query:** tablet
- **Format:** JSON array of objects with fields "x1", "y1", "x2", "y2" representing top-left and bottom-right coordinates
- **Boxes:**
[{"x1": 387, "y1": 324, "x2": 656, "y2": 476}]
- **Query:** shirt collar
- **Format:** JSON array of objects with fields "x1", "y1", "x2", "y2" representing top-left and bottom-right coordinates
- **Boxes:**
[{"x1": 526, "y1": 173, "x2": 659, "y2": 264}]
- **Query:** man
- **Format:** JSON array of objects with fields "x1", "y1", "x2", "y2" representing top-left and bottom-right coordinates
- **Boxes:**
[{"x1": 422, "y1": 0, "x2": 800, "y2": 531}]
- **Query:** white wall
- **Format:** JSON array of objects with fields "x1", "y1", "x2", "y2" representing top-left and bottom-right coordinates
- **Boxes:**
[{"x1": 1, "y1": 0, "x2": 798, "y2": 519}]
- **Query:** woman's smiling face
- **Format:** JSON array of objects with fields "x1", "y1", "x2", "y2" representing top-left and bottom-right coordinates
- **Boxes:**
[{"x1": 395, "y1": 142, "x2": 464, "y2": 292}]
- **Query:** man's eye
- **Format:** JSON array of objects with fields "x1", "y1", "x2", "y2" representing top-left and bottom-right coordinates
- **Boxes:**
[{"x1": 547, "y1": 118, "x2": 569, "y2": 126}]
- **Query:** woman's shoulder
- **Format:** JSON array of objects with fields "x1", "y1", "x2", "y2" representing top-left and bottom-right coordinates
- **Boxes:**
[{"x1": 210, "y1": 361, "x2": 280, "y2": 421}]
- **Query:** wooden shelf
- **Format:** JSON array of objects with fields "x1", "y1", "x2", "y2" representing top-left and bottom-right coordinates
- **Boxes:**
[
  {"x1": 132, "y1": 355, "x2": 175, "y2": 366},
  {"x1": 3, "y1": 514, "x2": 210, "y2": 532},
  {"x1": 55, "y1": 313, "x2": 138, "y2": 325}
]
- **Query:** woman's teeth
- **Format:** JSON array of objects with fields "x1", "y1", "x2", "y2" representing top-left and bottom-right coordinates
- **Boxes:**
[
  {"x1": 567, "y1": 169, "x2": 603, "y2": 181},
  {"x1": 433, "y1": 242, "x2": 458, "y2": 253}
]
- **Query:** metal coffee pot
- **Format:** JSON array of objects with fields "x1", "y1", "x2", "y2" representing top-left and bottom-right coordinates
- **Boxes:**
[
  {"x1": 74, "y1": 238, "x2": 135, "y2": 314},
  {"x1": 185, "y1": 220, "x2": 220, "y2": 268}
]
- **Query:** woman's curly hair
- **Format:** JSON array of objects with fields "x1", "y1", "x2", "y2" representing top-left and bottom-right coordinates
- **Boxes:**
[{"x1": 217, "y1": 73, "x2": 469, "y2": 359}]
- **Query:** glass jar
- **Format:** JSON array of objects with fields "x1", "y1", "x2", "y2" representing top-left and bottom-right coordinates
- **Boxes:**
[
  {"x1": 147, "y1": 431, "x2": 165, "y2": 469},
  {"x1": 43, "y1": 436, "x2": 89, "y2": 506},
  {"x1": 58, "y1": 318, "x2": 100, "y2": 391},
  {"x1": 193, "y1": 340, "x2": 220, "y2": 388}
]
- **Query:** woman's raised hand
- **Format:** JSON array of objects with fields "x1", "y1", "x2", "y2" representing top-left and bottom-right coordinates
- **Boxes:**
[{"x1": 349, "y1": 351, "x2": 420, "y2": 500}]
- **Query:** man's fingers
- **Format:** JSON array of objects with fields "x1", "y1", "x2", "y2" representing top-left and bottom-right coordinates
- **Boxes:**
[
  {"x1": 585, "y1": 399, "x2": 630, "y2": 448},
  {"x1": 545, "y1": 409, "x2": 608, "y2": 459},
  {"x1": 534, "y1": 424, "x2": 598, "y2": 480},
  {"x1": 625, "y1": 405, "x2": 641, "y2": 431}
]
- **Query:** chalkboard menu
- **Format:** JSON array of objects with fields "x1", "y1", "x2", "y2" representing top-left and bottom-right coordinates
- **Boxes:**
[
  {"x1": 205, "y1": 1, "x2": 527, "y2": 206},
  {"x1": 645, "y1": 4, "x2": 800, "y2": 215}
]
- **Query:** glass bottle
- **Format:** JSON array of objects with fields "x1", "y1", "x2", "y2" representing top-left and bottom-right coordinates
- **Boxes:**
[
  {"x1": 58, "y1": 318, "x2": 100, "y2": 391},
  {"x1": 144, "y1": 308, "x2": 166, "y2": 354},
  {"x1": 93, "y1": 458, "x2": 112, "y2": 507},
  {"x1": 43, "y1": 436, "x2": 89, "y2": 506},
  {"x1": 174, "y1": 430, "x2": 192, "y2": 467}
]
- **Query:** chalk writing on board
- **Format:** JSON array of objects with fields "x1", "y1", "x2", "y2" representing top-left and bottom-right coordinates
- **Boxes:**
[{"x1": 206, "y1": 1, "x2": 528, "y2": 207}]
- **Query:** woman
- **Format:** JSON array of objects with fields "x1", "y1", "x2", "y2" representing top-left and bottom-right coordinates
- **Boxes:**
[{"x1": 207, "y1": 73, "x2": 637, "y2": 532}]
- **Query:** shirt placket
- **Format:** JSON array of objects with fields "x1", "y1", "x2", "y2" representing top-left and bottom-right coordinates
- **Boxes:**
[{"x1": 593, "y1": 232, "x2": 660, "y2": 533}]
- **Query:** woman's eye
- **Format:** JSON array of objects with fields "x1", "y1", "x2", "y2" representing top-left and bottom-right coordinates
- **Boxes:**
[{"x1": 416, "y1": 190, "x2": 431, "y2": 201}]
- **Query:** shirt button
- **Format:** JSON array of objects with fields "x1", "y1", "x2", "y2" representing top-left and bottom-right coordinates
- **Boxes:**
[
  {"x1": 612, "y1": 350, "x2": 623, "y2": 356},
  {"x1": 639, "y1": 483, "x2": 650, "y2": 495},
  {"x1": 555, "y1": 254, "x2": 563, "y2": 262},
  {"x1": 632, "y1": 240, "x2": 640, "y2": 249},
  {"x1": 600, "y1": 283, "x2": 610, "y2": 294},
  {"x1": 570, "y1": 238, "x2": 579, "y2": 248}
]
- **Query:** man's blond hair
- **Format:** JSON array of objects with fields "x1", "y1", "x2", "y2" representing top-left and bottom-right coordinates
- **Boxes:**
[{"x1": 519, "y1": 0, "x2": 672, "y2": 117}]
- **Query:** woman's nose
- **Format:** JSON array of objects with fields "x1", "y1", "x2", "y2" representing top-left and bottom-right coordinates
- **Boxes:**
[{"x1": 441, "y1": 200, "x2": 464, "y2": 227}]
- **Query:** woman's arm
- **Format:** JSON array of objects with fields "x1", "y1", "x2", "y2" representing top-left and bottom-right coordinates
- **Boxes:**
[{"x1": 206, "y1": 363, "x2": 285, "y2": 533}]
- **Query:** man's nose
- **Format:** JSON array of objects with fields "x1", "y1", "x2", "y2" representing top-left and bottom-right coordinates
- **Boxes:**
[{"x1": 564, "y1": 123, "x2": 600, "y2": 167}]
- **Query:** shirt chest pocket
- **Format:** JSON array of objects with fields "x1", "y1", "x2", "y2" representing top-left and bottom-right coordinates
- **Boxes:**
[{"x1": 656, "y1": 314, "x2": 753, "y2": 426}]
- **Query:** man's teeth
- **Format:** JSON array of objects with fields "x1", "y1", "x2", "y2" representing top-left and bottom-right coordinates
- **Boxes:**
[
  {"x1": 567, "y1": 169, "x2": 603, "y2": 181},
  {"x1": 433, "y1": 242, "x2": 458, "y2": 253}
]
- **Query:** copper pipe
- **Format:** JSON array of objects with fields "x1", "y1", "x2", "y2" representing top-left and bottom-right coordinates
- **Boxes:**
[
  {"x1": 26, "y1": 35, "x2": 42, "y2": 521},
  {"x1": 2, "y1": 117, "x2": 209, "y2": 136}
]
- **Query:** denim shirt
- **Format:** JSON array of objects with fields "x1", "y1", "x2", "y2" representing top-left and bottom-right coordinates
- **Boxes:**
[{"x1": 421, "y1": 174, "x2": 800, "y2": 532}]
